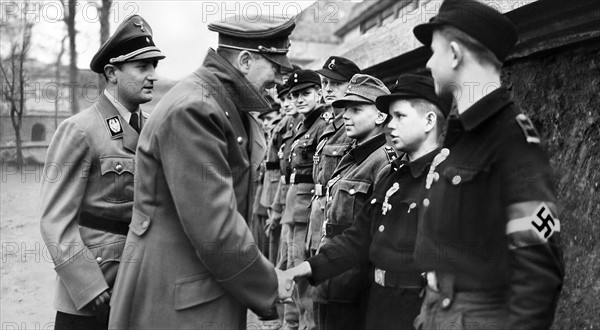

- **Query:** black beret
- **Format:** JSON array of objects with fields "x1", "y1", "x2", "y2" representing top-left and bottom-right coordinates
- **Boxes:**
[
  {"x1": 209, "y1": 14, "x2": 295, "y2": 69},
  {"x1": 276, "y1": 83, "x2": 289, "y2": 99},
  {"x1": 316, "y1": 56, "x2": 361, "y2": 82},
  {"x1": 90, "y1": 15, "x2": 165, "y2": 74},
  {"x1": 287, "y1": 70, "x2": 321, "y2": 94},
  {"x1": 332, "y1": 74, "x2": 390, "y2": 108},
  {"x1": 375, "y1": 74, "x2": 453, "y2": 118},
  {"x1": 413, "y1": 0, "x2": 518, "y2": 62}
]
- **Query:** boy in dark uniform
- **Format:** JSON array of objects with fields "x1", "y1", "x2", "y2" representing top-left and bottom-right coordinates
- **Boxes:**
[
  {"x1": 280, "y1": 74, "x2": 452, "y2": 329},
  {"x1": 412, "y1": 0, "x2": 564, "y2": 328}
]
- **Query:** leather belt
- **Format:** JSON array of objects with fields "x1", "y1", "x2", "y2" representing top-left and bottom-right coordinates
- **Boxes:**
[
  {"x1": 324, "y1": 223, "x2": 351, "y2": 238},
  {"x1": 266, "y1": 162, "x2": 280, "y2": 170},
  {"x1": 78, "y1": 211, "x2": 130, "y2": 236},
  {"x1": 314, "y1": 184, "x2": 325, "y2": 197},
  {"x1": 374, "y1": 268, "x2": 423, "y2": 289},
  {"x1": 290, "y1": 173, "x2": 314, "y2": 185}
]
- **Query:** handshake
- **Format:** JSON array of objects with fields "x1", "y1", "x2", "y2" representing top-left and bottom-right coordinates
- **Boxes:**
[{"x1": 275, "y1": 261, "x2": 312, "y2": 302}]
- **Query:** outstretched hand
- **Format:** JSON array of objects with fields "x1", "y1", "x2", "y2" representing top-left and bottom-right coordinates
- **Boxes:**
[{"x1": 275, "y1": 269, "x2": 295, "y2": 302}]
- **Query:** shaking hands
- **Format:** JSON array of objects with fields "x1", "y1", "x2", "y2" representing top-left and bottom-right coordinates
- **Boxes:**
[{"x1": 275, "y1": 261, "x2": 313, "y2": 302}]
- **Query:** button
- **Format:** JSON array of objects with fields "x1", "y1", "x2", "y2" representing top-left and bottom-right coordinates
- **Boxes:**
[
  {"x1": 310, "y1": 189, "x2": 315, "y2": 194},
  {"x1": 452, "y1": 175, "x2": 461, "y2": 185},
  {"x1": 378, "y1": 225, "x2": 384, "y2": 232},
  {"x1": 303, "y1": 142, "x2": 307, "y2": 147},
  {"x1": 115, "y1": 164, "x2": 123, "y2": 172},
  {"x1": 305, "y1": 134, "x2": 310, "y2": 138},
  {"x1": 237, "y1": 137, "x2": 243, "y2": 144},
  {"x1": 225, "y1": 111, "x2": 230, "y2": 117},
  {"x1": 142, "y1": 221, "x2": 149, "y2": 229},
  {"x1": 423, "y1": 198, "x2": 430, "y2": 207},
  {"x1": 332, "y1": 151, "x2": 337, "y2": 155},
  {"x1": 442, "y1": 298, "x2": 451, "y2": 308},
  {"x1": 371, "y1": 198, "x2": 377, "y2": 204},
  {"x1": 96, "y1": 257, "x2": 102, "y2": 263},
  {"x1": 349, "y1": 189, "x2": 356, "y2": 195},
  {"x1": 433, "y1": 172, "x2": 440, "y2": 182},
  {"x1": 293, "y1": 153, "x2": 297, "y2": 157}
]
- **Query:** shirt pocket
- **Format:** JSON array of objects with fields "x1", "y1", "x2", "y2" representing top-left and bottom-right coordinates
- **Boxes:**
[
  {"x1": 330, "y1": 179, "x2": 372, "y2": 225},
  {"x1": 99, "y1": 156, "x2": 135, "y2": 203},
  {"x1": 88, "y1": 239, "x2": 126, "y2": 288},
  {"x1": 293, "y1": 137, "x2": 316, "y2": 167},
  {"x1": 319, "y1": 145, "x2": 348, "y2": 180}
]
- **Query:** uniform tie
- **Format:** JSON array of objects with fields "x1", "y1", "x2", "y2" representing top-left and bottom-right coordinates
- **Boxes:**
[{"x1": 129, "y1": 112, "x2": 140, "y2": 134}]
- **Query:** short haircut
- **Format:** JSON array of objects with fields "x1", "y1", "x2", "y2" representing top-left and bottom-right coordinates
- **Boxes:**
[
  {"x1": 216, "y1": 46, "x2": 262, "y2": 64},
  {"x1": 438, "y1": 25, "x2": 503, "y2": 71},
  {"x1": 405, "y1": 98, "x2": 446, "y2": 142}
]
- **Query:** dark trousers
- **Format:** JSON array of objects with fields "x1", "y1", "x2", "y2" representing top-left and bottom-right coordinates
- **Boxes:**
[
  {"x1": 315, "y1": 301, "x2": 364, "y2": 330},
  {"x1": 55, "y1": 311, "x2": 105, "y2": 330},
  {"x1": 364, "y1": 285, "x2": 422, "y2": 330}
]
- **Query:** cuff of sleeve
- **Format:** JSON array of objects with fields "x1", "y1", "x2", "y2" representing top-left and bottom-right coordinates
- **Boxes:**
[
  {"x1": 54, "y1": 248, "x2": 108, "y2": 310},
  {"x1": 307, "y1": 256, "x2": 327, "y2": 286}
]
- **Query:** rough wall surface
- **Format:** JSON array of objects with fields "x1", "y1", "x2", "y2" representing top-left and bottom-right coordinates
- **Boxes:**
[{"x1": 504, "y1": 43, "x2": 600, "y2": 329}]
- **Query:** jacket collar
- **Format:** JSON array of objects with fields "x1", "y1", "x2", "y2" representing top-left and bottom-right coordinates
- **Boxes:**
[
  {"x1": 350, "y1": 133, "x2": 387, "y2": 165},
  {"x1": 95, "y1": 93, "x2": 140, "y2": 153},
  {"x1": 393, "y1": 147, "x2": 440, "y2": 178},
  {"x1": 197, "y1": 49, "x2": 271, "y2": 114},
  {"x1": 459, "y1": 87, "x2": 514, "y2": 131},
  {"x1": 302, "y1": 104, "x2": 327, "y2": 130}
]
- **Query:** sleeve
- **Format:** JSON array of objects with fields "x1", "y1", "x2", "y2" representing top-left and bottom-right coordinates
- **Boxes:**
[
  {"x1": 307, "y1": 201, "x2": 374, "y2": 285},
  {"x1": 157, "y1": 102, "x2": 277, "y2": 315},
  {"x1": 500, "y1": 135, "x2": 564, "y2": 330},
  {"x1": 39, "y1": 120, "x2": 108, "y2": 310}
]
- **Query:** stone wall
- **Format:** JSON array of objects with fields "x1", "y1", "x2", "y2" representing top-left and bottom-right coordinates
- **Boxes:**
[{"x1": 504, "y1": 42, "x2": 600, "y2": 329}]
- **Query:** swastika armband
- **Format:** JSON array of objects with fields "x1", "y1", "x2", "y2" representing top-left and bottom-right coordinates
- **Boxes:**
[
  {"x1": 506, "y1": 201, "x2": 560, "y2": 249},
  {"x1": 515, "y1": 114, "x2": 540, "y2": 144}
]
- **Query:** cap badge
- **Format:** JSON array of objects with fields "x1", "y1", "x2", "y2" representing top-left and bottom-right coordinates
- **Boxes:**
[
  {"x1": 328, "y1": 59, "x2": 336, "y2": 71},
  {"x1": 146, "y1": 37, "x2": 150, "y2": 43},
  {"x1": 294, "y1": 73, "x2": 298, "y2": 78},
  {"x1": 106, "y1": 116, "x2": 123, "y2": 137},
  {"x1": 134, "y1": 21, "x2": 145, "y2": 32}
]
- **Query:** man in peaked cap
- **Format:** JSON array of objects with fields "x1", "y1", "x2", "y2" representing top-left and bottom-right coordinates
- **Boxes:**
[
  {"x1": 412, "y1": 0, "x2": 564, "y2": 329},
  {"x1": 281, "y1": 74, "x2": 452, "y2": 330},
  {"x1": 40, "y1": 15, "x2": 164, "y2": 330},
  {"x1": 109, "y1": 14, "x2": 295, "y2": 329}
]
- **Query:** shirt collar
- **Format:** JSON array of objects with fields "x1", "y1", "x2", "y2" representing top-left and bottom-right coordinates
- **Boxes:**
[
  {"x1": 459, "y1": 87, "x2": 514, "y2": 131},
  {"x1": 103, "y1": 89, "x2": 139, "y2": 123},
  {"x1": 303, "y1": 104, "x2": 326, "y2": 129},
  {"x1": 350, "y1": 133, "x2": 387, "y2": 164},
  {"x1": 392, "y1": 147, "x2": 440, "y2": 178}
]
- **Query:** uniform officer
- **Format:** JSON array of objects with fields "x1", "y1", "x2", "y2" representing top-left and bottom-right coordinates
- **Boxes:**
[
  {"x1": 412, "y1": 0, "x2": 564, "y2": 329},
  {"x1": 108, "y1": 14, "x2": 295, "y2": 329},
  {"x1": 282, "y1": 69, "x2": 331, "y2": 330},
  {"x1": 39, "y1": 15, "x2": 164, "y2": 329},
  {"x1": 314, "y1": 74, "x2": 392, "y2": 330},
  {"x1": 280, "y1": 74, "x2": 452, "y2": 330},
  {"x1": 307, "y1": 56, "x2": 361, "y2": 257}
]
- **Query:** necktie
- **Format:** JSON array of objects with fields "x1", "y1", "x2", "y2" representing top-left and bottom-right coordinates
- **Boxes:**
[{"x1": 129, "y1": 112, "x2": 140, "y2": 134}]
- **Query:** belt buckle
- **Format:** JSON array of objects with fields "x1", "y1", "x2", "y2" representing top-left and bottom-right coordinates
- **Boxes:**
[
  {"x1": 290, "y1": 173, "x2": 296, "y2": 184},
  {"x1": 426, "y1": 271, "x2": 439, "y2": 291},
  {"x1": 314, "y1": 184, "x2": 323, "y2": 196},
  {"x1": 374, "y1": 268, "x2": 386, "y2": 287}
]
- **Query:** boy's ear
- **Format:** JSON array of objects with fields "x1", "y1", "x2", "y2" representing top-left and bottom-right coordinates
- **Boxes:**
[
  {"x1": 375, "y1": 111, "x2": 388, "y2": 125},
  {"x1": 449, "y1": 41, "x2": 463, "y2": 70},
  {"x1": 424, "y1": 111, "x2": 437, "y2": 133}
]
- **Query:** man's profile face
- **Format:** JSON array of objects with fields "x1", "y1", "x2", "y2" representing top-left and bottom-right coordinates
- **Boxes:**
[
  {"x1": 426, "y1": 31, "x2": 455, "y2": 97},
  {"x1": 386, "y1": 99, "x2": 429, "y2": 153},
  {"x1": 247, "y1": 55, "x2": 282, "y2": 92},
  {"x1": 115, "y1": 59, "x2": 158, "y2": 107}
]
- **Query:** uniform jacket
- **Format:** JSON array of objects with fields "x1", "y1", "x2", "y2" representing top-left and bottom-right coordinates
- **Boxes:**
[
  {"x1": 271, "y1": 114, "x2": 301, "y2": 222},
  {"x1": 281, "y1": 105, "x2": 330, "y2": 225},
  {"x1": 308, "y1": 111, "x2": 353, "y2": 251},
  {"x1": 40, "y1": 93, "x2": 145, "y2": 315},
  {"x1": 311, "y1": 134, "x2": 396, "y2": 303},
  {"x1": 260, "y1": 114, "x2": 291, "y2": 211},
  {"x1": 415, "y1": 88, "x2": 564, "y2": 329},
  {"x1": 108, "y1": 50, "x2": 277, "y2": 329}
]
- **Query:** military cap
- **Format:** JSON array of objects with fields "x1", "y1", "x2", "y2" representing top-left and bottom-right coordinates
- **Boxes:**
[
  {"x1": 209, "y1": 14, "x2": 295, "y2": 69},
  {"x1": 376, "y1": 74, "x2": 453, "y2": 118},
  {"x1": 316, "y1": 56, "x2": 361, "y2": 82},
  {"x1": 332, "y1": 74, "x2": 390, "y2": 108},
  {"x1": 287, "y1": 70, "x2": 321, "y2": 94},
  {"x1": 413, "y1": 0, "x2": 518, "y2": 62},
  {"x1": 90, "y1": 15, "x2": 165, "y2": 74},
  {"x1": 276, "y1": 83, "x2": 289, "y2": 99}
]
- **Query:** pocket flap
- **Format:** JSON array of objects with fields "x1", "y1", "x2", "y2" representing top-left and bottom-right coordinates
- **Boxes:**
[
  {"x1": 338, "y1": 179, "x2": 371, "y2": 195},
  {"x1": 129, "y1": 208, "x2": 151, "y2": 236},
  {"x1": 322, "y1": 145, "x2": 348, "y2": 157},
  {"x1": 174, "y1": 274, "x2": 227, "y2": 311},
  {"x1": 441, "y1": 165, "x2": 487, "y2": 185},
  {"x1": 99, "y1": 156, "x2": 135, "y2": 175}
]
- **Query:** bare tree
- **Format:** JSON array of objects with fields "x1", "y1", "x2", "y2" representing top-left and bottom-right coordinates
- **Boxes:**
[
  {"x1": 60, "y1": 0, "x2": 79, "y2": 114},
  {"x1": 0, "y1": 2, "x2": 34, "y2": 165},
  {"x1": 97, "y1": 0, "x2": 113, "y2": 91},
  {"x1": 55, "y1": 36, "x2": 67, "y2": 130}
]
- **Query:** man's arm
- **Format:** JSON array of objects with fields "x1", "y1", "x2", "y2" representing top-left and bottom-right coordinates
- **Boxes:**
[{"x1": 39, "y1": 120, "x2": 109, "y2": 310}]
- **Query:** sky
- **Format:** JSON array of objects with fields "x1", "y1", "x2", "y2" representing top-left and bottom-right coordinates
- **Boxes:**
[{"x1": 21, "y1": 0, "x2": 315, "y2": 81}]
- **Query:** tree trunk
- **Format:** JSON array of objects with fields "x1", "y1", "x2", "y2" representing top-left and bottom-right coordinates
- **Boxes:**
[
  {"x1": 66, "y1": 0, "x2": 79, "y2": 114},
  {"x1": 97, "y1": 0, "x2": 112, "y2": 91}
]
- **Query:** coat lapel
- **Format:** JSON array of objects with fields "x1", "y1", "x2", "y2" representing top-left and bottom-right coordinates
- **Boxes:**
[{"x1": 95, "y1": 93, "x2": 138, "y2": 154}]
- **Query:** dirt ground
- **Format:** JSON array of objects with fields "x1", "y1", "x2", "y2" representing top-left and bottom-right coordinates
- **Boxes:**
[{"x1": 0, "y1": 165, "x2": 280, "y2": 329}]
